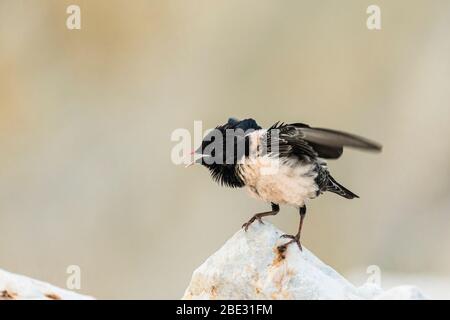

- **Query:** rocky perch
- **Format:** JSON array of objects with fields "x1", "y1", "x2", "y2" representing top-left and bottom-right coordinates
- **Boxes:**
[
  {"x1": 183, "y1": 222, "x2": 426, "y2": 300},
  {"x1": 0, "y1": 222, "x2": 426, "y2": 300},
  {"x1": 0, "y1": 269, "x2": 92, "y2": 300}
]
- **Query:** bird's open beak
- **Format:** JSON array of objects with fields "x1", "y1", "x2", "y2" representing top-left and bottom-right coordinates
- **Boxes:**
[
  {"x1": 185, "y1": 161, "x2": 195, "y2": 168},
  {"x1": 185, "y1": 149, "x2": 205, "y2": 168}
]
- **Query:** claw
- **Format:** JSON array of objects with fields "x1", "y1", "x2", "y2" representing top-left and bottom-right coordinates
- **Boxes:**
[
  {"x1": 278, "y1": 234, "x2": 302, "y2": 251},
  {"x1": 242, "y1": 216, "x2": 264, "y2": 232},
  {"x1": 280, "y1": 234, "x2": 296, "y2": 240}
]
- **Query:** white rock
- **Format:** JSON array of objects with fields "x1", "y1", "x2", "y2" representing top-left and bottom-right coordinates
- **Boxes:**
[
  {"x1": 374, "y1": 285, "x2": 426, "y2": 300},
  {"x1": 183, "y1": 222, "x2": 426, "y2": 300},
  {"x1": 0, "y1": 268, "x2": 93, "y2": 300}
]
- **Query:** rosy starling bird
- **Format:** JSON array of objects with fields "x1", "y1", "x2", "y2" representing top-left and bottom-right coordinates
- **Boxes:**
[{"x1": 189, "y1": 118, "x2": 381, "y2": 250}]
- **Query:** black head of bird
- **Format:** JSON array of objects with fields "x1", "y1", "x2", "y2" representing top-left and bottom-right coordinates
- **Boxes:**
[{"x1": 188, "y1": 118, "x2": 382, "y2": 251}]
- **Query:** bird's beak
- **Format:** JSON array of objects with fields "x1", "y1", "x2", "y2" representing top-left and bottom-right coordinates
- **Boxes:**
[
  {"x1": 185, "y1": 161, "x2": 195, "y2": 168},
  {"x1": 185, "y1": 149, "x2": 204, "y2": 168}
]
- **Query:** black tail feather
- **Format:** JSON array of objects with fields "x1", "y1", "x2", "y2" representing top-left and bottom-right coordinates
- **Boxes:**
[{"x1": 326, "y1": 175, "x2": 359, "y2": 199}]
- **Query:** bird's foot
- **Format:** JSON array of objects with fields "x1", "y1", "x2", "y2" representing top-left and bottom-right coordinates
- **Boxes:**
[
  {"x1": 278, "y1": 234, "x2": 302, "y2": 251},
  {"x1": 242, "y1": 215, "x2": 264, "y2": 232}
]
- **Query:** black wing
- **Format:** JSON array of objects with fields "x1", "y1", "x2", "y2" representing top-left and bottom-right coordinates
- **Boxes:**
[
  {"x1": 267, "y1": 122, "x2": 381, "y2": 160},
  {"x1": 265, "y1": 122, "x2": 318, "y2": 160}
]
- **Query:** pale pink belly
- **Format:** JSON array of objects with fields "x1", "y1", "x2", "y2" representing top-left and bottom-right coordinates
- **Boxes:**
[{"x1": 239, "y1": 158, "x2": 318, "y2": 206}]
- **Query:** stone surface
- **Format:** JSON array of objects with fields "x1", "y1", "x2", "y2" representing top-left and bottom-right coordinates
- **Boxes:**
[
  {"x1": 0, "y1": 268, "x2": 93, "y2": 300},
  {"x1": 183, "y1": 222, "x2": 426, "y2": 300},
  {"x1": 374, "y1": 285, "x2": 426, "y2": 300}
]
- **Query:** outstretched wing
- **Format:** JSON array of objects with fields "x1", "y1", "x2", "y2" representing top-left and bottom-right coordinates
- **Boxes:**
[{"x1": 267, "y1": 122, "x2": 381, "y2": 160}]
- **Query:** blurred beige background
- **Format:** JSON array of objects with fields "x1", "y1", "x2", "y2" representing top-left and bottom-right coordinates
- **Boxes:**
[{"x1": 1, "y1": 0, "x2": 449, "y2": 299}]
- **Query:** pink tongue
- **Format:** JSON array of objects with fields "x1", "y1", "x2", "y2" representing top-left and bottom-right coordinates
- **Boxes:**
[{"x1": 190, "y1": 149, "x2": 195, "y2": 155}]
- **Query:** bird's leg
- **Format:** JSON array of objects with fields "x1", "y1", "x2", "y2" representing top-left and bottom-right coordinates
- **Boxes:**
[
  {"x1": 279, "y1": 205, "x2": 306, "y2": 251},
  {"x1": 242, "y1": 203, "x2": 280, "y2": 231}
]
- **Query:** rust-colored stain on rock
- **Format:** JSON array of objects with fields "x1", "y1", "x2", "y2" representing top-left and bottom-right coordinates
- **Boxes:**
[
  {"x1": 210, "y1": 285, "x2": 218, "y2": 298},
  {"x1": 272, "y1": 245, "x2": 287, "y2": 266},
  {"x1": 45, "y1": 293, "x2": 62, "y2": 300},
  {"x1": 0, "y1": 290, "x2": 17, "y2": 300}
]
